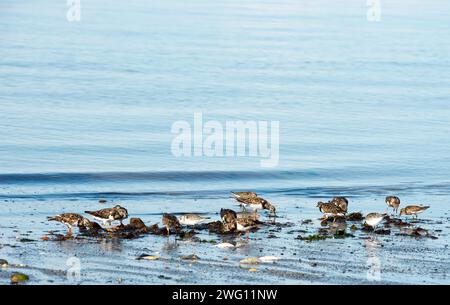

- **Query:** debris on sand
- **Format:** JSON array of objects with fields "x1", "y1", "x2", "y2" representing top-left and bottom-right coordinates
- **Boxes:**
[
  {"x1": 180, "y1": 254, "x2": 200, "y2": 261},
  {"x1": 240, "y1": 257, "x2": 261, "y2": 265},
  {"x1": 215, "y1": 242, "x2": 235, "y2": 249},
  {"x1": 137, "y1": 254, "x2": 160, "y2": 261},
  {"x1": 296, "y1": 234, "x2": 329, "y2": 241},
  {"x1": 99, "y1": 199, "x2": 107, "y2": 204},
  {"x1": 301, "y1": 219, "x2": 313, "y2": 225},
  {"x1": 10, "y1": 273, "x2": 29, "y2": 284},
  {"x1": 259, "y1": 256, "x2": 280, "y2": 263},
  {"x1": 0, "y1": 259, "x2": 8, "y2": 267}
]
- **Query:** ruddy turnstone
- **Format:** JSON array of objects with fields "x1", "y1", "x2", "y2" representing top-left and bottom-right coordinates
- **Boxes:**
[
  {"x1": 220, "y1": 208, "x2": 237, "y2": 223},
  {"x1": 162, "y1": 213, "x2": 182, "y2": 235},
  {"x1": 239, "y1": 196, "x2": 276, "y2": 218},
  {"x1": 78, "y1": 218, "x2": 103, "y2": 232},
  {"x1": 47, "y1": 213, "x2": 87, "y2": 235},
  {"x1": 399, "y1": 205, "x2": 430, "y2": 218},
  {"x1": 179, "y1": 214, "x2": 210, "y2": 226},
  {"x1": 220, "y1": 208, "x2": 238, "y2": 231},
  {"x1": 316, "y1": 201, "x2": 346, "y2": 219},
  {"x1": 364, "y1": 213, "x2": 387, "y2": 229},
  {"x1": 385, "y1": 196, "x2": 401, "y2": 214},
  {"x1": 231, "y1": 192, "x2": 258, "y2": 203},
  {"x1": 330, "y1": 197, "x2": 348, "y2": 213},
  {"x1": 85, "y1": 205, "x2": 128, "y2": 226}
]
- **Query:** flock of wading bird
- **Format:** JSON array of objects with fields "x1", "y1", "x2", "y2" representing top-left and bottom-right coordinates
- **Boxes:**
[{"x1": 46, "y1": 192, "x2": 431, "y2": 239}]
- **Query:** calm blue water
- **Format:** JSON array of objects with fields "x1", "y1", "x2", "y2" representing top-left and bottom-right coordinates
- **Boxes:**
[{"x1": 1, "y1": 0, "x2": 450, "y2": 197}]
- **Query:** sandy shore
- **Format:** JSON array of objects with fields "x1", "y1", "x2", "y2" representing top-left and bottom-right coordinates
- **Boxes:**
[{"x1": 0, "y1": 192, "x2": 449, "y2": 284}]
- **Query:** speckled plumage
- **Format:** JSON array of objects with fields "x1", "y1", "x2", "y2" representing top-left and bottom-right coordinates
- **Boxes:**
[
  {"x1": 385, "y1": 196, "x2": 401, "y2": 214},
  {"x1": 400, "y1": 205, "x2": 430, "y2": 218},
  {"x1": 85, "y1": 205, "x2": 128, "y2": 225},
  {"x1": 162, "y1": 213, "x2": 182, "y2": 235}
]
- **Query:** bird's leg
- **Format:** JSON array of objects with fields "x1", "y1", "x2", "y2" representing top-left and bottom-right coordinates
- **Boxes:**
[
  {"x1": 67, "y1": 226, "x2": 73, "y2": 236},
  {"x1": 166, "y1": 226, "x2": 170, "y2": 236},
  {"x1": 253, "y1": 209, "x2": 257, "y2": 221}
]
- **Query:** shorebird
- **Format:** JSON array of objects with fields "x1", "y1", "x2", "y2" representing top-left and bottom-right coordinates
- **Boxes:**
[
  {"x1": 364, "y1": 213, "x2": 387, "y2": 229},
  {"x1": 317, "y1": 202, "x2": 346, "y2": 220},
  {"x1": 78, "y1": 218, "x2": 103, "y2": 232},
  {"x1": 400, "y1": 205, "x2": 430, "y2": 219},
  {"x1": 179, "y1": 214, "x2": 210, "y2": 226},
  {"x1": 162, "y1": 213, "x2": 182, "y2": 235},
  {"x1": 330, "y1": 197, "x2": 348, "y2": 213},
  {"x1": 85, "y1": 205, "x2": 128, "y2": 226},
  {"x1": 47, "y1": 213, "x2": 88, "y2": 235},
  {"x1": 231, "y1": 192, "x2": 258, "y2": 203},
  {"x1": 239, "y1": 196, "x2": 276, "y2": 219},
  {"x1": 220, "y1": 208, "x2": 237, "y2": 223},
  {"x1": 220, "y1": 208, "x2": 238, "y2": 232},
  {"x1": 385, "y1": 196, "x2": 401, "y2": 214}
]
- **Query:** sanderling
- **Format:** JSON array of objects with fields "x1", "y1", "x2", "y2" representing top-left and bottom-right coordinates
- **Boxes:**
[
  {"x1": 364, "y1": 212, "x2": 387, "y2": 229},
  {"x1": 179, "y1": 214, "x2": 210, "y2": 226}
]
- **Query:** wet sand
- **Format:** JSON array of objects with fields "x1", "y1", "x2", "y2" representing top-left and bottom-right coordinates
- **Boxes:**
[{"x1": 0, "y1": 191, "x2": 449, "y2": 284}]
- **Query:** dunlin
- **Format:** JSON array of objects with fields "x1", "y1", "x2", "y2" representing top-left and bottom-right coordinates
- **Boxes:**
[
  {"x1": 385, "y1": 196, "x2": 401, "y2": 214},
  {"x1": 400, "y1": 205, "x2": 430, "y2": 218}
]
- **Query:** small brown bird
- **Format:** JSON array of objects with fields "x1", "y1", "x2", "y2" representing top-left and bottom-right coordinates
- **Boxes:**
[
  {"x1": 220, "y1": 208, "x2": 237, "y2": 223},
  {"x1": 241, "y1": 197, "x2": 276, "y2": 218},
  {"x1": 400, "y1": 205, "x2": 430, "y2": 218},
  {"x1": 231, "y1": 191, "x2": 258, "y2": 203},
  {"x1": 330, "y1": 197, "x2": 349, "y2": 213},
  {"x1": 162, "y1": 213, "x2": 182, "y2": 235},
  {"x1": 85, "y1": 205, "x2": 128, "y2": 226},
  {"x1": 385, "y1": 196, "x2": 401, "y2": 214},
  {"x1": 47, "y1": 213, "x2": 87, "y2": 235},
  {"x1": 317, "y1": 202, "x2": 346, "y2": 219},
  {"x1": 78, "y1": 218, "x2": 103, "y2": 232}
]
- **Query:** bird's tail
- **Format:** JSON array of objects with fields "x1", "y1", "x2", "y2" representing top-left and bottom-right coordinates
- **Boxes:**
[{"x1": 47, "y1": 216, "x2": 58, "y2": 222}]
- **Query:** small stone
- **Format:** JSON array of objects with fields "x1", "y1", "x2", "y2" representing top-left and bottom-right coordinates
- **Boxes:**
[
  {"x1": 0, "y1": 259, "x2": 8, "y2": 267},
  {"x1": 11, "y1": 273, "x2": 29, "y2": 284}
]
